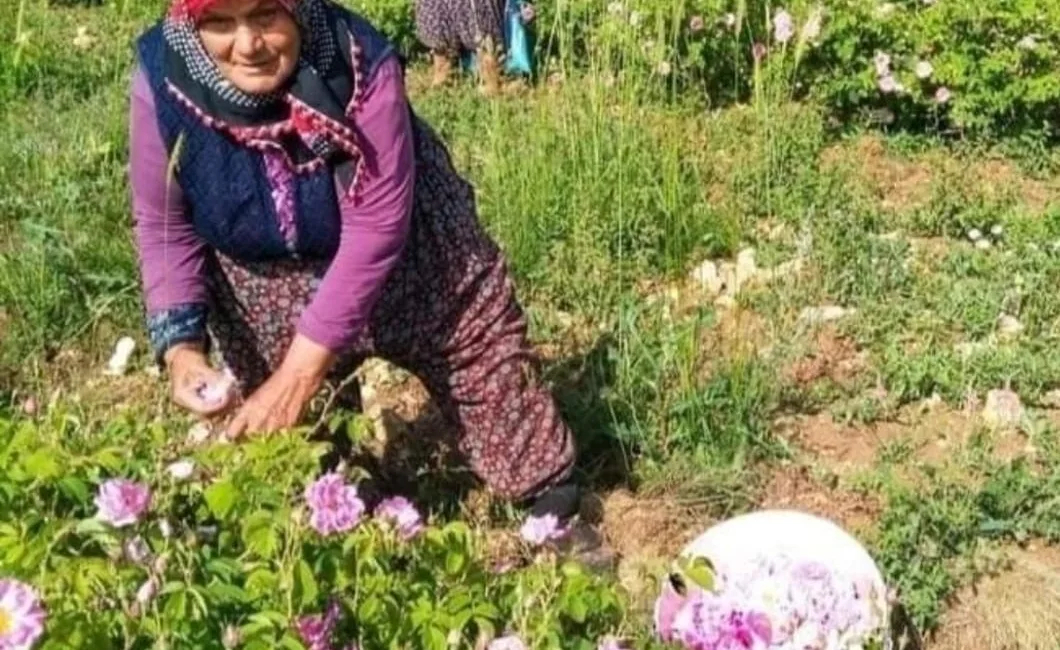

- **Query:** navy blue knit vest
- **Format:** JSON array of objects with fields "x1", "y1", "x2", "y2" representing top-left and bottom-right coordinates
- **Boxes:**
[{"x1": 135, "y1": 4, "x2": 395, "y2": 263}]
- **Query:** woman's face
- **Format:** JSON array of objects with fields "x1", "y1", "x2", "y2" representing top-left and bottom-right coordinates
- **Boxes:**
[{"x1": 196, "y1": 0, "x2": 300, "y2": 95}]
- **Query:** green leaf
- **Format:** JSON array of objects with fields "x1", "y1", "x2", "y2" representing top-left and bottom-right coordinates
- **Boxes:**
[
  {"x1": 423, "y1": 626, "x2": 447, "y2": 650},
  {"x1": 23, "y1": 449, "x2": 60, "y2": 480},
  {"x1": 205, "y1": 557, "x2": 242, "y2": 580},
  {"x1": 91, "y1": 447, "x2": 125, "y2": 471},
  {"x1": 241, "y1": 511, "x2": 280, "y2": 559},
  {"x1": 163, "y1": 589, "x2": 188, "y2": 620},
  {"x1": 204, "y1": 480, "x2": 240, "y2": 519},
  {"x1": 444, "y1": 550, "x2": 467, "y2": 576},
  {"x1": 253, "y1": 610, "x2": 290, "y2": 627},
  {"x1": 245, "y1": 569, "x2": 279, "y2": 599},
  {"x1": 58, "y1": 477, "x2": 89, "y2": 503},
  {"x1": 293, "y1": 559, "x2": 318, "y2": 608},
  {"x1": 675, "y1": 555, "x2": 716, "y2": 591},
  {"x1": 279, "y1": 633, "x2": 307, "y2": 650},
  {"x1": 206, "y1": 581, "x2": 250, "y2": 604},
  {"x1": 567, "y1": 596, "x2": 588, "y2": 623},
  {"x1": 73, "y1": 518, "x2": 108, "y2": 537}
]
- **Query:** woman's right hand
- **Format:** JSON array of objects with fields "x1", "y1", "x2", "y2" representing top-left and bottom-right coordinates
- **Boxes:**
[{"x1": 165, "y1": 344, "x2": 237, "y2": 418}]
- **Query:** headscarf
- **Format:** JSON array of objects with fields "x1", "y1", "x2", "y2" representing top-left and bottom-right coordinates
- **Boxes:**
[{"x1": 161, "y1": 0, "x2": 366, "y2": 189}]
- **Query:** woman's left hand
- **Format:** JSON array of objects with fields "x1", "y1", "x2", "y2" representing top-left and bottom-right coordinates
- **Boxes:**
[{"x1": 224, "y1": 335, "x2": 336, "y2": 440}]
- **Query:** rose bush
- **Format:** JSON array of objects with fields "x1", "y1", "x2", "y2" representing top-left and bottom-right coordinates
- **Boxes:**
[
  {"x1": 355, "y1": 0, "x2": 1060, "y2": 141},
  {"x1": 0, "y1": 408, "x2": 630, "y2": 649}
]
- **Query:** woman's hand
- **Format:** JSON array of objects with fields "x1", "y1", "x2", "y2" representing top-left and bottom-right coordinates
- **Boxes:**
[
  {"x1": 166, "y1": 343, "x2": 237, "y2": 418},
  {"x1": 224, "y1": 335, "x2": 336, "y2": 440}
]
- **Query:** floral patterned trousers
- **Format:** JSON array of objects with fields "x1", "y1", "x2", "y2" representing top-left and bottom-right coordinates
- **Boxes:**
[{"x1": 203, "y1": 118, "x2": 576, "y2": 502}]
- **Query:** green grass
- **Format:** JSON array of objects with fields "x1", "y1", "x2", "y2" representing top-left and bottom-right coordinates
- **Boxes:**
[{"x1": 3, "y1": 0, "x2": 1060, "y2": 644}]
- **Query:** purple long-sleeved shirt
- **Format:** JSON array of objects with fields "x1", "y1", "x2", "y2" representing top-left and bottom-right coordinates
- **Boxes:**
[{"x1": 129, "y1": 55, "x2": 415, "y2": 353}]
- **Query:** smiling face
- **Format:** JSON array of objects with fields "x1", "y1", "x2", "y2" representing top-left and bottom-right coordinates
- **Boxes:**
[{"x1": 195, "y1": 0, "x2": 301, "y2": 95}]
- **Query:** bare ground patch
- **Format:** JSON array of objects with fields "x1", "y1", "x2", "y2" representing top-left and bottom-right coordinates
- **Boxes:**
[
  {"x1": 783, "y1": 325, "x2": 869, "y2": 388},
  {"x1": 777, "y1": 400, "x2": 1033, "y2": 480},
  {"x1": 820, "y1": 134, "x2": 1058, "y2": 215},
  {"x1": 929, "y1": 545, "x2": 1060, "y2": 650},
  {"x1": 757, "y1": 460, "x2": 882, "y2": 537}
]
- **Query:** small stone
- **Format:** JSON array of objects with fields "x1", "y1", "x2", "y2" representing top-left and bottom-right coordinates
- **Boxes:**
[
  {"x1": 975, "y1": 239, "x2": 992, "y2": 250},
  {"x1": 919, "y1": 393, "x2": 943, "y2": 412},
  {"x1": 714, "y1": 294, "x2": 736, "y2": 310},
  {"x1": 991, "y1": 224, "x2": 1004, "y2": 237},
  {"x1": 734, "y1": 248, "x2": 757, "y2": 287},
  {"x1": 981, "y1": 389, "x2": 1024, "y2": 430},
  {"x1": 797, "y1": 305, "x2": 854, "y2": 327},
  {"x1": 186, "y1": 422, "x2": 212, "y2": 445},
  {"x1": 20, "y1": 396, "x2": 37, "y2": 416},
  {"x1": 222, "y1": 625, "x2": 243, "y2": 649},
  {"x1": 104, "y1": 336, "x2": 137, "y2": 376},
  {"x1": 997, "y1": 314, "x2": 1023, "y2": 339},
  {"x1": 955, "y1": 341, "x2": 989, "y2": 358},
  {"x1": 360, "y1": 383, "x2": 377, "y2": 404},
  {"x1": 967, "y1": 228, "x2": 982, "y2": 242},
  {"x1": 1040, "y1": 390, "x2": 1060, "y2": 409},
  {"x1": 718, "y1": 262, "x2": 738, "y2": 293},
  {"x1": 72, "y1": 26, "x2": 95, "y2": 49}
]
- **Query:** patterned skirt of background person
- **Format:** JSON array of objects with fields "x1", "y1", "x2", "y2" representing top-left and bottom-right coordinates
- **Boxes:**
[
  {"x1": 201, "y1": 116, "x2": 576, "y2": 504},
  {"x1": 415, "y1": 0, "x2": 504, "y2": 55}
]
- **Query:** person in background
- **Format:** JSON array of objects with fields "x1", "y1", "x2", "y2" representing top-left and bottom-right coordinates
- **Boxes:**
[
  {"x1": 128, "y1": 0, "x2": 588, "y2": 536},
  {"x1": 414, "y1": 0, "x2": 536, "y2": 94}
]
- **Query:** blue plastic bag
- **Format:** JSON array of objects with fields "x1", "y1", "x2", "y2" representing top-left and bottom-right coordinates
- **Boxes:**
[
  {"x1": 503, "y1": 0, "x2": 534, "y2": 76},
  {"x1": 459, "y1": 0, "x2": 534, "y2": 76}
]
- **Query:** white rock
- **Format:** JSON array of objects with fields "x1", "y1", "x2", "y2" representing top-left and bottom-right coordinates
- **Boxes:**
[
  {"x1": 967, "y1": 228, "x2": 983, "y2": 242},
  {"x1": 714, "y1": 294, "x2": 737, "y2": 310},
  {"x1": 919, "y1": 392, "x2": 943, "y2": 412},
  {"x1": 798, "y1": 305, "x2": 854, "y2": 327},
  {"x1": 982, "y1": 389, "x2": 1024, "y2": 429},
  {"x1": 690, "y1": 260, "x2": 724, "y2": 295},
  {"x1": 996, "y1": 314, "x2": 1023, "y2": 339},
  {"x1": 104, "y1": 336, "x2": 137, "y2": 376},
  {"x1": 166, "y1": 460, "x2": 195, "y2": 480},
  {"x1": 1040, "y1": 390, "x2": 1060, "y2": 409},
  {"x1": 734, "y1": 248, "x2": 758, "y2": 287},
  {"x1": 360, "y1": 383, "x2": 377, "y2": 404},
  {"x1": 186, "y1": 422, "x2": 213, "y2": 445},
  {"x1": 975, "y1": 239, "x2": 992, "y2": 250}
]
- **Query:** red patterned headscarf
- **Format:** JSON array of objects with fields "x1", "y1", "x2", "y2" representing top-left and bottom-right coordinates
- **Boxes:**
[
  {"x1": 168, "y1": 0, "x2": 296, "y2": 21},
  {"x1": 160, "y1": 0, "x2": 367, "y2": 194}
]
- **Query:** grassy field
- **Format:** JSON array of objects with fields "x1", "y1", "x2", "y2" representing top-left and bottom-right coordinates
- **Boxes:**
[{"x1": 3, "y1": 0, "x2": 1060, "y2": 648}]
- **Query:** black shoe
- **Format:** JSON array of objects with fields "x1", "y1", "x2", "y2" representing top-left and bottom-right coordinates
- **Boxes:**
[
  {"x1": 529, "y1": 483, "x2": 582, "y2": 520},
  {"x1": 529, "y1": 484, "x2": 619, "y2": 575}
]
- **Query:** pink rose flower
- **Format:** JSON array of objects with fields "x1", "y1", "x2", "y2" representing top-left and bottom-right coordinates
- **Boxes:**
[
  {"x1": 487, "y1": 636, "x2": 527, "y2": 650},
  {"x1": 597, "y1": 636, "x2": 630, "y2": 650},
  {"x1": 878, "y1": 73, "x2": 900, "y2": 94},
  {"x1": 374, "y1": 496, "x2": 424, "y2": 540},
  {"x1": 519, "y1": 513, "x2": 568, "y2": 545},
  {"x1": 304, "y1": 473, "x2": 365, "y2": 536},
  {"x1": 94, "y1": 479, "x2": 151, "y2": 527},
  {"x1": 295, "y1": 600, "x2": 341, "y2": 650},
  {"x1": 0, "y1": 579, "x2": 45, "y2": 650},
  {"x1": 773, "y1": 10, "x2": 794, "y2": 44},
  {"x1": 123, "y1": 536, "x2": 152, "y2": 565}
]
